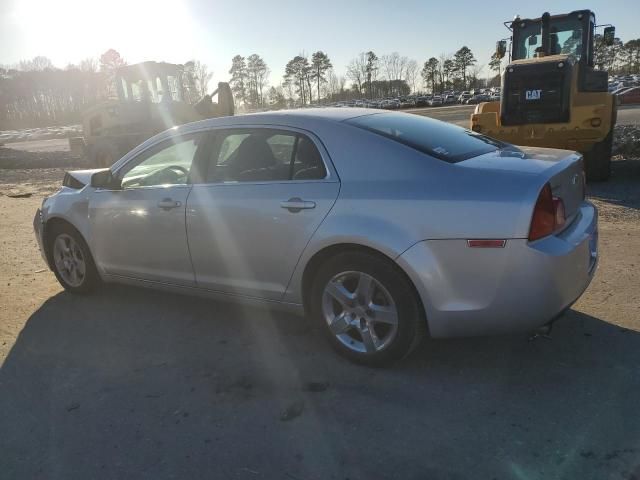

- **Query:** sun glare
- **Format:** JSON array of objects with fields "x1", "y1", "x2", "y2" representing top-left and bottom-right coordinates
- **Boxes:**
[{"x1": 12, "y1": 0, "x2": 199, "y2": 65}]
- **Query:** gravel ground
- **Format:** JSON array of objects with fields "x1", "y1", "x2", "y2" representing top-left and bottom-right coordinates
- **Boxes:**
[
  {"x1": 0, "y1": 124, "x2": 81, "y2": 145},
  {"x1": 0, "y1": 141, "x2": 639, "y2": 479}
]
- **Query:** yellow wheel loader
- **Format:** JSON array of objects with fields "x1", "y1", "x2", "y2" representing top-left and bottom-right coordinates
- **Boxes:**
[
  {"x1": 69, "y1": 61, "x2": 234, "y2": 167},
  {"x1": 471, "y1": 10, "x2": 617, "y2": 181}
]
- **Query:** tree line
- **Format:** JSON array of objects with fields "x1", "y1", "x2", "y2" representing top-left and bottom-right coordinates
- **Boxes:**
[
  {"x1": 2, "y1": 36, "x2": 639, "y2": 128},
  {"x1": 594, "y1": 36, "x2": 640, "y2": 74},
  {"x1": 0, "y1": 50, "x2": 213, "y2": 129}
]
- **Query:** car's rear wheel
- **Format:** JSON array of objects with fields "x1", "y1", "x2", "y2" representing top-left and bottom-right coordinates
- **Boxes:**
[
  {"x1": 49, "y1": 224, "x2": 100, "y2": 293},
  {"x1": 310, "y1": 251, "x2": 425, "y2": 366}
]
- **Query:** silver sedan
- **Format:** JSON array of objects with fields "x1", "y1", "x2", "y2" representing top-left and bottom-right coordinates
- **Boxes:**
[{"x1": 34, "y1": 109, "x2": 598, "y2": 366}]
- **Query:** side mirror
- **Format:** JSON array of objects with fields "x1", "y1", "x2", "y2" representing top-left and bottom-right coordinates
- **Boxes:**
[
  {"x1": 496, "y1": 40, "x2": 507, "y2": 59},
  {"x1": 528, "y1": 35, "x2": 538, "y2": 46},
  {"x1": 91, "y1": 169, "x2": 121, "y2": 189},
  {"x1": 603, "y1": 26, "x2": 615, "y2": 46}
]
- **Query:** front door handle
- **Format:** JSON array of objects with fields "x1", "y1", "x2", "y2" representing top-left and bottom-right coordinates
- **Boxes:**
[
  {"x1": 280, "y1": 197, "x2": 316, "y2": 212},
  {"x1": 157, "y1": 198, "x2": 182, "y2": 210}
]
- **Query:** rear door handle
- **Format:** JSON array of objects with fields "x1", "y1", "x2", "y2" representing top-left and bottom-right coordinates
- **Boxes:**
[
  {"x1": 157, "y1": 198, "x2": 182, "y2": 210},
  {"x1": 280, "y1": 197, "x2": 316, "y2": 212}
]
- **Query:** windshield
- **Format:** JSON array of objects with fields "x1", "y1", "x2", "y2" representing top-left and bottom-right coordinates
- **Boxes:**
[
  {"x1": 346, "y1": 112, "x2": 505, "y2": 163},
  {"x1": 513, "y1": 17, "x2": 584, "y2": 60}
]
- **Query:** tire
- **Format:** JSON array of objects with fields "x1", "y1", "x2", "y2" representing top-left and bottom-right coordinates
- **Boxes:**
[
  {"x1": 88, "y1": 142, "x2": 119, "y2": 168},
  {"x1": 309, "y1": 251, "x2": 426, "y2": 367},
  {"x1": 48, "y1": 223, "x2": 100, "y2": 294},
  {"x1": 584, "y1": 130, "x2": 613, "y2": 182}
]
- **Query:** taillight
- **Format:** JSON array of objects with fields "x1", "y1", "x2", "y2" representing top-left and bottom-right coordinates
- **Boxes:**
[{"x1": 528, "y1": 183, "x2": 565, "y2": 241}]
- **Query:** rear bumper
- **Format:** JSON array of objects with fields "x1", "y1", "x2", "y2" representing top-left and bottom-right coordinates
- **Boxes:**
[{"x1": 397, "y1": 201, "x2": 598, "y2": 338}]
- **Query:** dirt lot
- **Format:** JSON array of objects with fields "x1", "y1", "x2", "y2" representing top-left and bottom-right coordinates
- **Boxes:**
[{"x1": 1, "y1": 143, "x2": 639, "y2": 479}]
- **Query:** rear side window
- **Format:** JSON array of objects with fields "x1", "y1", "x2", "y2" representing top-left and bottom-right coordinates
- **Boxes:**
[
  {"x1": 346, "y1": 112, "x2": 505, "y2": 163},
  {"x1": 206, "y1": 129, "x2": 327, "y2": 183}
]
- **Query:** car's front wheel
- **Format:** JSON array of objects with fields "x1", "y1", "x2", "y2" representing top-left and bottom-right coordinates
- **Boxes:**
[
  {"x1": 310, "y1": 251, "x2": 426, "y2": 366},
  {"x1": 48, "y1": 224, "x2": 100, "y2": 293}
]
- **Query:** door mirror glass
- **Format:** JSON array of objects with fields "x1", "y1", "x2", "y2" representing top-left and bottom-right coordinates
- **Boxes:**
[
  {"x1": 91, "y1": 169, "x2": 120, "y2": 189},
  {"x1": 603, "y1": 26, "x2": 615, "y2": 46},
  {"x1": 496, "y1": 40, "x2": 507, "y2": 59}
]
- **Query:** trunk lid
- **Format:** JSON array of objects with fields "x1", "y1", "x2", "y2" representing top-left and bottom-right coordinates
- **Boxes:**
[{"x1": 457, "y1": 146, "x2": 585, "y2": 221}]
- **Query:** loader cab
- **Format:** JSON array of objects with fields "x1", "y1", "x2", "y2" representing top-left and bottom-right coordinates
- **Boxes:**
[
  {"x1": 511, "y1": 10, "x2": 594, "y2": 64},
  {"x1": 505, "y1": 10, "x2": 615, "y2": 93},
  {"x1": 115, "y1": 62, "x2": 187, "y2": 104}
]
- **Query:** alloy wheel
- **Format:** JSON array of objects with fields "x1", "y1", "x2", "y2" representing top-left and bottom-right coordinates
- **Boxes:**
[
  {"x1": 53, "y1": 233, "x2": 86, "y2": 288},
  {"x1": 321, "y1": 271, "x2": 399, "y2": 354}
]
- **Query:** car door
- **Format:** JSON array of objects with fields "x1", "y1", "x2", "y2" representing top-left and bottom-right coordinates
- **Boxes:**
[
  {"x1": 186, "y1": 127, "x2": 340, "y2": 300},
  {"x1": 89, "y1": 132, "x2": 210, "y2": 285}
]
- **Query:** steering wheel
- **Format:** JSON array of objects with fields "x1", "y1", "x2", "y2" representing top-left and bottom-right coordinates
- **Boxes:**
[
  {"x1": 165, "y1": 165, "x2": 189, "y2": 176},
  {"x1": 144, "y1": 165, "x2": 189, "y2": 185}
]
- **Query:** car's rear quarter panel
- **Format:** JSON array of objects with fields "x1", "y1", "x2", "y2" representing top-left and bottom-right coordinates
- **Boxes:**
[{"x1": 283, "y1": 121, "x2": 541, "y2": 304}]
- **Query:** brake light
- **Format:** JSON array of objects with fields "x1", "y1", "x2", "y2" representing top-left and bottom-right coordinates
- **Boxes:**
[{"x1": 528, "y1": 183, "x2": 565, "y2": 241}]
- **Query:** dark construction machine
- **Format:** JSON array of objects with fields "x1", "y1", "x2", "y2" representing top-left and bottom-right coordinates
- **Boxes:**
[
  {"x1": 471, "y1": 10, "x2": 617, "y2": 181},
  {"x1": 69, "y1": 61, "x2": 234, "y2": 167}
]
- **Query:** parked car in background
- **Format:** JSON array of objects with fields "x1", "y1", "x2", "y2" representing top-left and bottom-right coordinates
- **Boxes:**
[
  {"x1": 611, "y1": 87, "x2": 633, "y2": 96},
  {"x1": 466, "y1": 94, "x2": 490, "y2": 104},
  {"x1": 428, "y1": 96, "x2": 443, "y2": 106},
  {"x1": 459, "y1": 93, "x2": 472, "y2": 104},
  {"x1": 443, "y1": 95, "x2": 456, "y2": 104},
  {"x1": 400, "y1": 98, "x2": 416, "y2": 108},
  {"x1": 34, "y1": 109, "x2": 598, "y2": 366},
  {"x1": 381, "y1": 99, "x2": 400, "y2": 110},
  {"x1": 617, "y1": 86, "x2": 640, "y2": 105}
]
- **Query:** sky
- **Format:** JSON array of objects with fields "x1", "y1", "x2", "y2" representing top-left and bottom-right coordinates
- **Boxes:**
[{"x1": 1, "y1": 0, "x2": 638, "y2": 88}]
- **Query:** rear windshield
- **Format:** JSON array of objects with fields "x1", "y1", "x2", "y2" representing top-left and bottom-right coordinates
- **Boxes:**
[{"x1": 345, "y1": 112, "x2": 505, "y2": 163}]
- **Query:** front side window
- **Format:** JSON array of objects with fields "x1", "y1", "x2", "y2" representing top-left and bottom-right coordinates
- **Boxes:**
[
  {"x1": 120, "y1": 134, "x2": 205, "y2": 189},
  {"x1": 206, "y1": 129, "x2": 326, "y2": 182},
  {"x1": 346, "y1": 112, "x2": 504, "y2": 163}
]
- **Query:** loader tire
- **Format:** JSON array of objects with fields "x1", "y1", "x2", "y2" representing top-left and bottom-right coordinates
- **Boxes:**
[
  {"x1": 584, "y1": 130, "x2": 612, "y2": 182},
  {"x1": 88, "y1": 142, "x2": 120, "y2": 168}
]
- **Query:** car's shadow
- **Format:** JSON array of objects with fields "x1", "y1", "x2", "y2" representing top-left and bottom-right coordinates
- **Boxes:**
[{"x1": 2, "y1": 286, "x2": 639, "y2": 480}]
